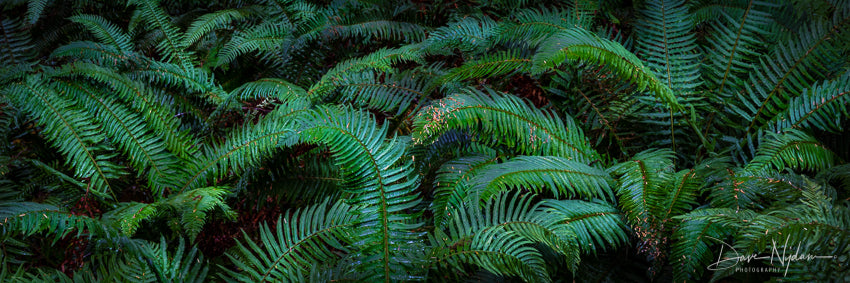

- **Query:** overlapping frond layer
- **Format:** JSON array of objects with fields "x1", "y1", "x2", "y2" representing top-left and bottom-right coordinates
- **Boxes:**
[
  {"x1": 307, "y1": 46, "x2": 421, "y2": 99},
  {"x1": 744, "y1": 129, "x2": 835, "y2": 174},
  {"x1": 335, "y1": 70, "x2": 425, "y2": 115},
  {"x1": 770, "y1": 72, "x2": 850, "y2": 133},
  {"x1": 702, "y1": 0, "x2": 773, "y2": 95},
  {"x1": 180, "y1": 104, "x2": 304, "y2": 191},
  {"x1": 636, "y1": 0, "x2": 701, "y2": 95},
  {"x1": 215, "y1": 20, "x2": 293, "y2": 67},
  {"x1": 438, "y1": 50, "x2": 532, "y2": 84},
  {"x1": 413, "y1": 88, "x2": 599, "y2": 163},
  {"x1": 535, "y1": 28, "x2": 680, "y2": 109},
  {"x1": 541, "y1": 199, "x2": 628, "y2": 255},
  {"x1": 429, "y1": 193, "x2": 579, "y2": 283},
  {"x1": 0, "y1": 18, "x2": 36, "y2": 67},
  {"x1": 300, "y1": 106, "x2": 422, "y2": 281},
  {"x1": 182, "y1": 9, "x2": 248, "y2": 48},
  {"x1": 2, "y1": 75, "x2": 121, "y2": 199},
  {"x1": 69, "y1": 14, "x2": 133, "y2": 53},
  {"x1": 52, "y1": 80, "x2": 181, "y2": 195},
  {"x1": 424, "y1": 15, "x2": 496, "y2": 53},
  {"x1": 492, "y1": 7, "x2": 572, "y2": 45},
  {"x1": 432, "y1": 154, "x2": 500, "y2": 226},
  {"x1": 130, "y1": 0, "x2": 195, "y2": 70},
  {"x1": 608, "y1": 148, "x2": 676, "y2": 225},
  {"x1": 470, "y1": 156, "x2": 614, "y2": 202},
  {"x1": 732, "y1": 6, "x2": 850, "y2": 134},
  {"x1": 223, "y1": 199, "x2": 357, "y2": 282},
  {"x1": 51, "y1": 63, "x2": 198, "y2": 159},
  {"x1": 670, "y1": 210, "x2": 731, "y2": 282}
]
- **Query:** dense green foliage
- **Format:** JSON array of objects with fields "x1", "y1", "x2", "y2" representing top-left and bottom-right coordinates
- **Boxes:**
[{"x1": 1, "y1": 0, "x2": 849, "y2": 282}]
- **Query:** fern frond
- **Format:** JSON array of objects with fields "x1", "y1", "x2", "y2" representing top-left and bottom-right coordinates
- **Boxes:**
[
  {"x1": 68, "y1": 14, "x2": 134, "y2": 53},
  {"x1": 52, "y1": 79, "x2": 181, "y2": 196},
  {"x1": 144, "y1": 237, "x2": 209, "y2": 283},
  {"x1": 437, "y1": 50, "x2": 532, "y2": 84},
  {"x1": 636, "y1": 0, "x2": 701, "y2": 95},
  {"x1": 50, "y1": 41, "x2": 138, "y2": 68},
  {"x1": 214, "y1": 20, "x2": 293, "y2": 67},
  {"x1": 731, "y1": 8, "x2": 850, "y2": 135},
  {"x1": 429, "y1": 192, "x2": 580, "y2": 283},
  {"x1": 540, "y1": 199, "x2": 629, "y2": 255},
  {"x1": 702, "y1": 0, "x2": 773, "y2": 95},
  {"x1": 51, "y1": 63, "x2": 198, "y2": 159},
  {"x1": 181, "y1": 9, "x2": 248, "y2": 48},
  {"x1": 326, "y1": 19, "x2": 427, "y2": 43},
  {"x1": 470, "y1": 156, "x2": 615, "y2": 202},
  {"x1": 25, "y1": 0, "x2": 51, "y2": 25},
  {"x1": 429, "y1": 228, "x2": 551, "y2": 283},
  {"x1": 432, "y1": 154, "x2": 500, "y2": 226},
  {"x1": 2, "y1": 75, "x2": 122, "y2": 199},
  {"x1": 492, "y1": 7, "x2": 573, "y2": 46},
  {"x1": 335, "y1": 70, "x2": 425, "y2": 115},
  {"x1": 300, "y1": 106, "x2": 423, "y2": 281},
  {"x1": 0, "y1": 18, "x2": 36, "y2": 67},
  {"x1": 744, "y1": 129, "x2": 835, "y2": 174},
  {"x1": 608, "y1": 148, "x2": 676, "y2": 225},
  {"x1": 131, "y1": 60, "x2": 225, "y2": 104},
  {"x1": 130, "y1": 0, "x2": 194, "y2": 70},
  {"x1": 179, "y1": 104, "x2": 303, "y2": 191},
  {"x1": 670, "y1": 211, "x2": 731, "y2": 282},
  {"x1": 307, "y1": 45, "x2": 422, "y2": 99},
  {"x1": 423, "y1": 15, "x2": 496, "y2": 53},
  {"x1": 413, "y1": 88, "x2": 599, "y2": 163},
  {"x1": 222, "y1": 199, "x2": 357, "y2": 283},
  {"x1": 770, "y1": 72, "x2": 850, "y2": 133},
  {"x1": 534, "y1": 28, "x2": 681, "y2": 110},
  {"x1": 0, "y1": 202, "x2": 112, "y2": 240}
]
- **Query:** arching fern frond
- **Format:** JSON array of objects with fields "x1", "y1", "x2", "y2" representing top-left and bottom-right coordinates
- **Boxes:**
[
  {"x1": 307, "y1": 45, "x2": 422, "y2": 99},
  {"x1": 413, "y1": 88, "x2": 599, "y2": 163},
  {"x1": 423, "y1": 15, "x2": 496, "y2": 53},
  {"x1": 179, "y1": 104, "x2": 303, "y2": 191},
  {"x1": 429, "y1": 192, "x2": 580, "y2": 283},
  {"x1": 432, "y1": 154, "x2": 500, "y2": 226},
  {"x1": 214, "y1": 20, "x2": 293, "y2": 67},
  {"x1": 52, "y1": 79, "x2": 181, "y2": 196},
  {"x1": 68, "y1": 14, "x2": 133, "y2": 53},
  {"x1": 181, "y1": 9, "x2": 249, "y2": 48},
  {"x1": 50, "y1": 63, "x2": 198, "y2": 159},
  {"x1": 744, "y1": 129, "x2": 835, "y2": 174},
  {"x1": 222, "y1": 199, "x2": 357, "y2": 282},
  {"x1": 770, "y1": 72, "x2": 850, "y2": 133},
  {"x1": 469, "y1": 156, "x2": 614, "y2": 202},
  {"x1": 437, "y1": 50, "x2": 532, "y2": 85},
  {"x1": 534, "y1": 28, "x2": 681, "y2": 110},
  {"x1": 2, "y1": 75, "x2": 122, "y2": 199},
  {"x1": 540, "y1": 199, "x2": 629, "y2": 255},
  {"x1": 300, "y1": 106, "x2": 423, "y2": 281}
]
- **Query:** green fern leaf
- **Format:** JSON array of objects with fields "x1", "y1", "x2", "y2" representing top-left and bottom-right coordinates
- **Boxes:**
[
  {"x1": 745, "y1": 129, "x2": 835, "y2": 174},
  {"x1": 541, "y1": 199, "x2": 629, "y2": 255},
  {"x1": 222, "y1": 199, "x2": 357, "y2": 282},
  {"x1": 413, "y1": 88, "x2": 600, "y2": 163},
  {"x1": 470, "y1": 155, "x2": 615, "y2": 202},
  {"x1": 2, "y1": 75, "x2": 122, "y2": 199},
  {"x1": 534, "y1": 28, "x2": 681, "y2": 110}
]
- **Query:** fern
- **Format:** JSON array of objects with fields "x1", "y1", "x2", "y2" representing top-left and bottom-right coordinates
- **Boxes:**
[
  {"x1": 534, "y1": 27, "x2": 681, "y2": 110},
  {"x1": 222, "y1": 199, "x2": 356, "y2": 282},
  {"x1": 413, "y1": 87, "x2": 600, "y2": 163},
  {"x1": 2, "y1": 75, "x2": 122, "y2": 199}
]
